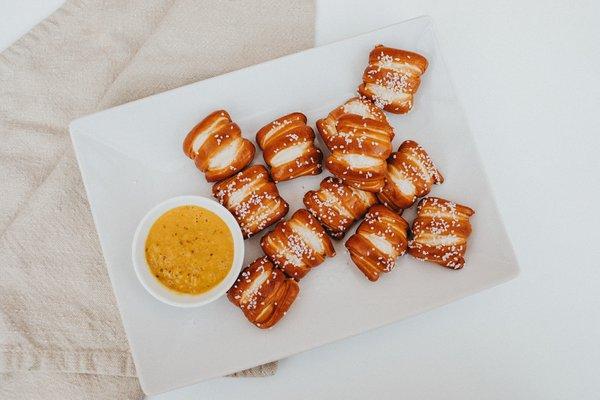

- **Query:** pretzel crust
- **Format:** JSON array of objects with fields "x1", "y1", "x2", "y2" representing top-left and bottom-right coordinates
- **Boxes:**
[
  {"x1": 303, "y1": 176, "x2": 378, "y2": 240},
  {"x1": 345, "y1": 205, "x2": 409, "y2": 281},
  {"x1": 261, "y1": 209, "x2": 335, "y2": 280},
  {"x1": 182, "y1": 110, "x2": 255, "y2": 182},
  {"x1": 316, "y1": 98, "x2": 394, "y2": 192},
  {"x1": 256, "y1": 113, "x2": 323, "y2": 182},
  {"x1": 212, "y1": 165, "x2": 289, "y2": 238},
  {"x1": 408, "y1": 197, "x2": 475, "y2": 269},
  {"x1": 358, "y1": 45, "x2": 428, "y2": 114},
  {"x1": 228, "y1": 257, "x2": 299, "y2": 329},
  {"x1": 377, "y1": 140, "x2": 444, "y2": 211}
]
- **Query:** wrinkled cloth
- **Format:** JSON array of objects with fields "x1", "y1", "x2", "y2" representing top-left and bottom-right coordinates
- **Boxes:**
[{"x1": 0, "y1": 0, "x2": 314, "y2": 398}]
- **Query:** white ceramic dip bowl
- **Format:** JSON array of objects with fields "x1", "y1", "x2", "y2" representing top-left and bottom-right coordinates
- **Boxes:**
[{"x1": 132, "y1": 195, "x2": 244, "y2": 308}]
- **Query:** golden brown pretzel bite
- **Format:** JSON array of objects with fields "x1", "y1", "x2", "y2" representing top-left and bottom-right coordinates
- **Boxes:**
[
  {"x1": 325, "y1": 152, "x2": 388, "y2": 193},
  {"x1": 328, "y1": 115, "x2": 394, "y2": 159},
  {"x1": 377, "y1": 140, "x2": 444, "y2": 211},
  {"x1": 345, "y1": 205, "x2": 409, "y2": 281},
  {"x1": 303, "y1": 176, "x2": 378, "y2": 240},
  {"x1": 212, "y1": 165, "x2": 289, "y2": 238},
  {"x1": 228, "y1": 257, "x2": 299, "y2": 329},
  {"x1": 358, "y1": 45, "x2": 428, "y2": 114},
  {"x1": 316, "y1": 98, "x2": 394, "y2": 192},
  {"x1": 408, "y1": 197, "x2": 475, "y2": 269},
  {"x1": 261, "y1": 209, "x2": 335, "y2": 280},
  {"x1": 256, "y1": 112, "x2": 323, "y2": 182},
  {"x1": 317, "y1": 97, "x2": 389, "y2": 147},
  {"x1": 182, "y1": 110, "x2": 255, "y2": 182}
]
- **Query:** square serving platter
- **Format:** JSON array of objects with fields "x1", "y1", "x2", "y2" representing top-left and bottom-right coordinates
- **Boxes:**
[{"x1": 70, "y1": 16, "x2": 519, "y2": 395}]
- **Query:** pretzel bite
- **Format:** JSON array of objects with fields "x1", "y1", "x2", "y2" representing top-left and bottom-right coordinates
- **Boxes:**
[
  {"x1": 228, "y1": 257, "x2": 299, "y2": 329},
  {"x1": 212, "y1": 165, "x2": 289, "y2": 238},
  {"x1": 377, "y1": 140, "x2": 444, "y2": 211},
  {"x1": 182, "y1": 110, "x2": 255, "y2": 182},
  {"x1": 256, "y1": 112, "x2": 322, "y2": 182},
  {"x1": 317, "y1": 97, "x2": 390, "y2": 147},
  {"x1": 408, "y1": 197, "x2": 475, "y2": 269},
  {"x1": 345, "y1": 205, "x2": 409, "y2": 281},
  {"x1": 358, "y1": 45, "x2": 428, "y2": 114},
  {"x1": 261, "y1": 209, "x2": 335, "y2": 280},
  {"x1": 303, "y1": 176, "x2": 378, "y2": 240},
  {"x1": 316, "y1": 98, "x2": 394, "y2": 192}
]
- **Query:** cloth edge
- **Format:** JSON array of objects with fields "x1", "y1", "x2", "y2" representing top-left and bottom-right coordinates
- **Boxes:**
[{"x1": 0, "y1": 348, "x2": 136, "y2": 377}]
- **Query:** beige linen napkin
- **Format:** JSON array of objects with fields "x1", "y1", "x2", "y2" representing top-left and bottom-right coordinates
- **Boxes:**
[{"x1": 0, "y1": 0, "x2": 314, "y2": 398}]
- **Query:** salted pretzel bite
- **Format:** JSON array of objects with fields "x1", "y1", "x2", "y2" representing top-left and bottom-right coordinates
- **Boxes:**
[
  {"x1": 316, "y1": 98, "x2": 394, "y2": 192},
  {"x1": 228, "y1": 257, "x2": 299, "y2": 329},
  {"x1": 377, "y1": 140, "x2": 444, "y2": 211},
  {"x1": 256, "y1": 112, "x2": 322, "y2": 182},
  {"x1": 345, "y1": 205, "x2": 409, "y2": 281},
  {"x1": 303, "y1": 176, "x2": 378, "y2": 240},
  {"x1": 212, "y1": 165, "x2": 288, "y2": 238},
  {"x1": 408, "y1": 197, "x2": 475, "y2": 269},
  {"x1": 261, "y1": 209, "x2": 335, "y2": 280},
  {"x1": 183, "y1": 110, "x2": 255, "y2": 182},
  {"x1": 358, "y1": 45, "x2": 428, "y2": 114}
]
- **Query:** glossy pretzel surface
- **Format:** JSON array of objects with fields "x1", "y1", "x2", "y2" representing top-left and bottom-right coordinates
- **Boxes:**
[
  {"x1": 378, "y1": 140, "x2": 443, "y2": 211},
  {"x1": 228, "y1": 257, "x2": 299, "y2": 328},
  {"x1": 183, "y1": 110, "x2": 255, "y2": 181},
  {"x1": 213, "y1": 165, "x2": 289, "y2": 238},
  {"x1": 358, "y1": 45, "x2": 428, "y2": 114},
  {"x1": 408, "y1": 197, "x2": 475, "y2": 269},
  {"x1": 256, "y1": 112, "x2": 322, "y2": 182},
  {"x1": 345, "y1": 205, "x2": 409, "y2": 281},
  {"x1": 316, "y1": 98, "x2": 394, "y2": 192},
  {"x1": 261, "y1": 209, "x2": 335, "y2": 280},
  {"x1": 303, "y1": 176, "x2": 378, "y2": 239}
]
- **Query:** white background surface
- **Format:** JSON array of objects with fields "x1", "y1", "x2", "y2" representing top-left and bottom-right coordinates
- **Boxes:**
[{"x1": 1, "y1": 1, "x2": 599, "y2": 399}]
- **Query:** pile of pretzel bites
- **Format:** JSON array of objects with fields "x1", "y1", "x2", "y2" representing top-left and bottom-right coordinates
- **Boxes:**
[{"x1": 182, "y1": 45, "x2": 474, "y2": 329}]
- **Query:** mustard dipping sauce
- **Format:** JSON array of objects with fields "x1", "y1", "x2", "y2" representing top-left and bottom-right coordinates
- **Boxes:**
[{"x1": 144, "y1": 205, "x2": 234, "y2": 295}]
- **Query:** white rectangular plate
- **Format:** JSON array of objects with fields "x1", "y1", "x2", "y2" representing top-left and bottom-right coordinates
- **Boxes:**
[{"x1": 70, "y1": 16, "x2": 519, "y2": 395}]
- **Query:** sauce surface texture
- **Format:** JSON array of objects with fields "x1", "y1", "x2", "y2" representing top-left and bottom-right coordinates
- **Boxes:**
[{"x1": 145, "y1": 205, "x2": 233, "y2": 294}]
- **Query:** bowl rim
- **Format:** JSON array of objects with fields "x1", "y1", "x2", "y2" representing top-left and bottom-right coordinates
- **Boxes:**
[{"x1": 131, "y1": 195, "x2": 244, "y2": 308}]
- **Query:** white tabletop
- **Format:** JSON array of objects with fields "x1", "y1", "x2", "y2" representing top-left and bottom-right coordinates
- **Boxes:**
[{"x1": 2, "y1": 1, "x2": 599, "y2": 399}]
